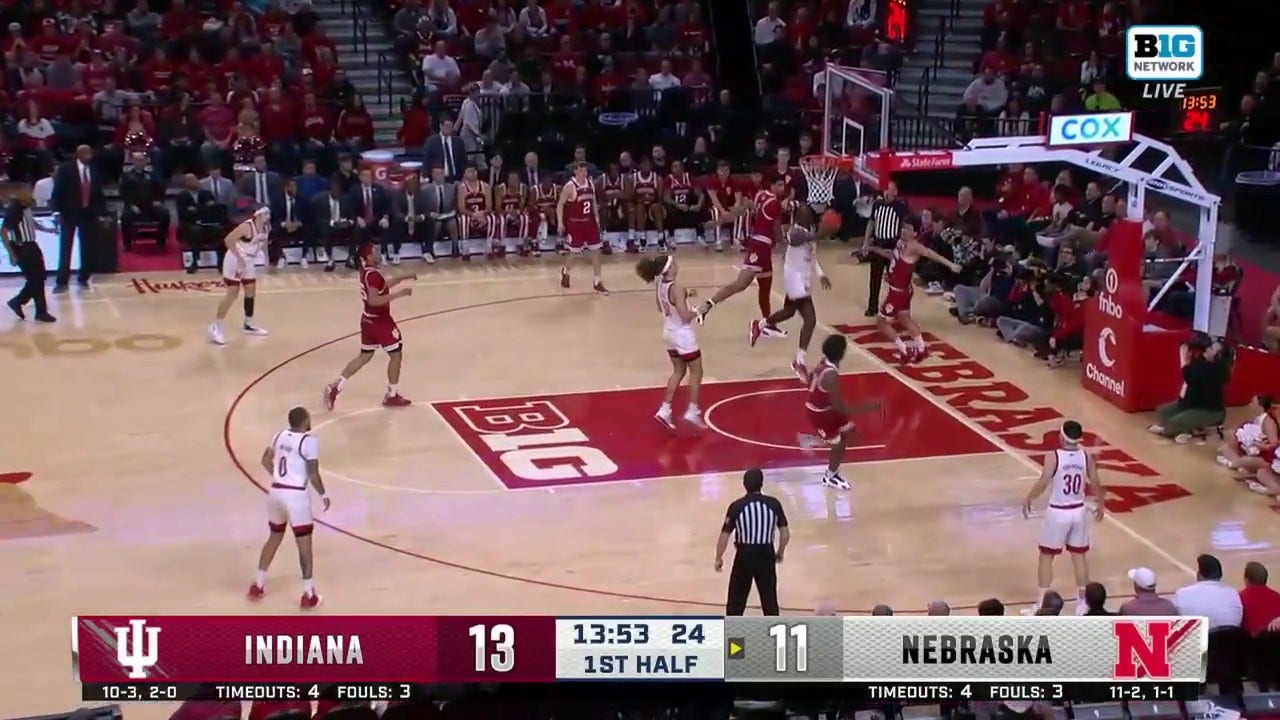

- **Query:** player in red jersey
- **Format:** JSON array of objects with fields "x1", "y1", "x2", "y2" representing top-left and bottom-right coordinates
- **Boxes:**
[
  {"x1": 557, "y1": 161, "x2": 609, "y2": 294},
  {"x1": 662, "y1": 159, "x2": 704, "y2": 246},
  {"x1": 457, "y1": 166, "x2": 499, "y2": 260},
  {"x1": 628, "y1": 155, "x2": 665, "y2": 251},
  {"x1": 597, "y1": 162, "x2": 630, "y2": 251},
  {"x1": 868, "y1": 215, "x2": 961, "y2": 363},
  {"x1": 694, "y1": 174, "x2": 787, "y2": 338},
  {"x1": 530, "y1": 175, "x2": 560, "y2": 255},
  {"x1": 321, "y1": 244, "x2": 415, "y2": 410},
  {"x1": 495, "y1": 169, "x2": 531, "y2": 256},
  {"x1": 764, "y1": 147, "x2": 800, "y2": 223},
  {"x1": 804, "y1": 334, "x2": 855, "y2": 489},
  {"x1": 704, "y1": 160, "x2": 745, "y2": 251}
]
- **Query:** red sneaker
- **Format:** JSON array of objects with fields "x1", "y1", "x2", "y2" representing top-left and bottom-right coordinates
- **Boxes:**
[
  {"x1": 560, "y1": 269, "x2": 571, "y2": 288},
  {"x1": 593, "y1": 280, "x2": 609, "y2": 296},
  {"x1": 749, "y1": 319, "x2": 762, "y2": 347},
  {"x1": 247, "y1": 583, "x2": 265, "y2": 601},
  {"x1": 383, "y1": 393, "x2": 412, "y2": 408},
  {"x1": 910, "y1": 346, "x2": 928, "y2": 364},
  {"x1": 300, "y1": 592, "x2": 322, "y2": 609},
  {"x1": 322, "y1": 382, "x2": 340, "y2": 411}
]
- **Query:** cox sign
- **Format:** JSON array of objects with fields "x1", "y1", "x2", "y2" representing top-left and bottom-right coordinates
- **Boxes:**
[{"x1": 1047, "y1": 112, "x2": 1135, "y2": 148}]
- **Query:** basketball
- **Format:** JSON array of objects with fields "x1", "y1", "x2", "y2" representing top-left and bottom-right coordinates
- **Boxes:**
[{"x1": 819, "y1": 210, "x2": 842, "y2": 236}]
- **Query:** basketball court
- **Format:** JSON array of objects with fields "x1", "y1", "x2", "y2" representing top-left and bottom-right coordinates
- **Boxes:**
[{"x1": 3, "y1": 66, "x2": 1278, "y2": 718}]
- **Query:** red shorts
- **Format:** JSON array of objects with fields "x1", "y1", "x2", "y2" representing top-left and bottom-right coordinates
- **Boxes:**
[
  {"x1": 743, "y1": 236, "x2": 773, "y2": 276},
  {"x1": 465, "y1": 213, "x2": 492, "y2": 238},
  {"x1": 879, "y1": 285, "x2": 913, "y2": 319},
  {"x1": 807, "y1": 408, "x2": 854, "y2": 444},
  {"x1": 565, "y1": 220, "x2": 602, "y2": 250},
  {"x1": 360, "y1": 315, "x2": 402, "y2": 352}
]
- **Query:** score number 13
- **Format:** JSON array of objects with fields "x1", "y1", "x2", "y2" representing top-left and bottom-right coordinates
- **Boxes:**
[
  {"x1": 469, "y1": 624, "x2": 515, "y2": 673},
  {"x1": 768, "y1": 623, "x2": 808, "y2": 672}
]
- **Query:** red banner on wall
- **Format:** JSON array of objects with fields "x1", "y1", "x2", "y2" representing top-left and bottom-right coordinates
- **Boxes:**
[{"x1": 74, "y1": 616, "x2": 558, "y2": 683}]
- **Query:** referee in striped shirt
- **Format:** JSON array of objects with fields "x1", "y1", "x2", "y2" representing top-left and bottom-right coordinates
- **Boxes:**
[
  {"x1": 716, "y1": 468, "x2": 789, "y2": 616},
  {"x1": 4, "y1": 184, "x2": 54, "y2": 323},
  {"x1": 857, "y1": 181, "x2": 908, "y2": 317}
]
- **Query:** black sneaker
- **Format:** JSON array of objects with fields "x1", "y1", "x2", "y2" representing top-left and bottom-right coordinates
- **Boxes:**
[
  {"x1": 34, "y1": 313, "x2": 56, "y2": 323},
  {"x1": 53, "y1": 285, "x2": 69, "y2": 294},
  {"x1": 7, "y1": 298, "x2": 24, "y2": 319},
  {"x1": 863, "y1": 308, "x2": 876, "y2": 317}
]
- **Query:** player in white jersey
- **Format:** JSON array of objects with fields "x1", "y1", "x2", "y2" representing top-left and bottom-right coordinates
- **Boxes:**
[
  {"x1": 208, "y1": 205, "x2": 271, "y2": 345},
  {"x1": 750, "y1": 206, "x2": 832, "y2": 381},
  {"x1": 635, "y1": 254, "x2": 705, "y2": 430},
  {"x1": 249, "y1": 406, "x2": 329, "y2": 609},
  {"x1": 1022, "y1": 420, "x2": 1104, "y2": 615}
]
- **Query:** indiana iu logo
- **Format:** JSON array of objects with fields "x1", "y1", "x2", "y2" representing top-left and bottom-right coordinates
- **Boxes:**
[{"x1": 115, "y1": 619, "x2": 161, "y2": 679}]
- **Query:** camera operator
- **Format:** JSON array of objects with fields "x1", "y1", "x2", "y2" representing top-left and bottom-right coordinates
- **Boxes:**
[
  {"x1": 951, "y1": 238, "x2": 1015, "y2": 325},
  {"x1": 1036, "y1": 272, "x2": 1089, "y2": 367},
  {"x1": 995, "y1": 262, "x2": 1052, "y2": 346},
  {"x1": 1146, "y1": 333, "x2": 1230, "y2": 443}
]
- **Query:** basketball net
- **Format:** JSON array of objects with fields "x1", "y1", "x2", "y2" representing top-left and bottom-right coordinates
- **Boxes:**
[{"x1": 800, "y1": 155, "x2": 852, "y2": 205}]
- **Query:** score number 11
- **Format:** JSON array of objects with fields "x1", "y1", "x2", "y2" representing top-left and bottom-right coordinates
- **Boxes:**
[{"x1": 768, "y1": 623, "x2": 808, "y2": 672}]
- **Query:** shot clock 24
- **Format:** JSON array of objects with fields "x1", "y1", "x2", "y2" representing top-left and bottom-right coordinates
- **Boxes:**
[
  {"x1": 1171, "y1": 87, "x2": 1224, "y2": 134},
  {"x1": 555, "y1": 617, "x2": 725, "y2": 680}
]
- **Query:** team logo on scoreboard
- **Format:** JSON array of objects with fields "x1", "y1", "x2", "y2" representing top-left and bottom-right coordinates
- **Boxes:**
[
  {"x1": 1112, "y1": 618, "x2": 1203, "y2": 680},
  {"x1": 116, "y1": 619, "x2": 161, "y2": 679}
]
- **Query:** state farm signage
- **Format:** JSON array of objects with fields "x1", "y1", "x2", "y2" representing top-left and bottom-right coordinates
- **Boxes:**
[{"x1": 890, "y1": 151, "x2": 954, "y2": 172}]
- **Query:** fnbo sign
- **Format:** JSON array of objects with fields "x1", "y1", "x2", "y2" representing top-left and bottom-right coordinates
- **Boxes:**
[{"x1": 1047, "y1": 112, "x2": 1135, "y2": 148}]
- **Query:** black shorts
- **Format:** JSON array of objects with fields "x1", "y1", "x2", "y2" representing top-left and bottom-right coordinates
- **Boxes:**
[{"x1": 666, "y1": 206, "x2": 703, "y2": 230}]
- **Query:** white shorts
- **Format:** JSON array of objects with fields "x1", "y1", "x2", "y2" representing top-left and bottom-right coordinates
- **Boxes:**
[
  {"x1": 783, "y1": 271, "x2": 811, "y2": 301},
  {"x1": 266, "y1": 486, "x2": 314, "y2": 535},
  {"x1": 221, "y1": 252, "x2": 257, "y2": 285},
  {"x1": 1038, "y1": 504, "x2": 1090, "y2": 555},
  {"x1": 663, "y1": 325, "x2": 700, "y2": 362}
]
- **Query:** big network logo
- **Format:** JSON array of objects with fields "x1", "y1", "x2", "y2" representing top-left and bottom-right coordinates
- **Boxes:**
[{"x1": 1126, "y1": 26, "x2": 1204, "y2": 82}]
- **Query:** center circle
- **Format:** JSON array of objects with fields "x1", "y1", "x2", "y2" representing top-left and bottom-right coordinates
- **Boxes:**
[{"x1": 705, "y1": 388, "x2": 812, "y2": 451}]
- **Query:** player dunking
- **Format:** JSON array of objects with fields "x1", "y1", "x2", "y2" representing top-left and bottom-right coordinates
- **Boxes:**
[
  {"x1": 208, "y1": 206, "x2": 271, "y2": 345},
  {"x1": 558, "y1": 161, "x2": 609, "y2": 295},
  {"x1": 636, "y1": 254, "x2": 704, "y2": 429},
  {"x1": 249, "y1": 406, "x2": 328, "y2": 609},
  {"x1": 695, "y1": 175, "x2": 787, "y2": 338},
  {"x1": 803, "y1": 334, "x2": 858, "y2": 490},
  {"x1": 752, "y1": 205, "x2": 831, "y2": 379},
  {"x1": 867, "y1": 215, "x2": 960, "y2": 363},
  {"x1": 1022, "y1": 420, "x2": 1105, "y2": 615},
  {"x1": 322, "y1": 244, "x2": 414, "y2": 410}
]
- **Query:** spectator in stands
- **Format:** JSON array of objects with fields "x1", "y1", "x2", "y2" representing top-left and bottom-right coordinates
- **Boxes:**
[
  {"x1": 927, "y1": 600, "x2": 950, "y2": 616},
  {"x1": 649, "y1": 59, "x2": 681, "y2": 94},
  {"x1": 335, "y1": 95, "x2": 375, "y2": 156},
  {"x1": 1264, "y1": 286, "x2": 1280, "y2": 352},
  {"x1": 1079, "y1": 50, "x2": 1105, "y2": 88},
  {"x1": 955, "y1": 98, "x2": 986, "y2": 143},
  {"x1": 473, "y1": 14, "x2": 506, "y2": 60},
  {"x1": 1035, "y1": 591, "x2": 1064, "y2": 615},
  {"x1": 458, "y1": 85, "x2": 484, "y2": 157},
  {"x1": 1016, "y1": 65, "x2": 1053, "y2": 115},
  {"x1": 1084, "y1": 79, "x2": 1122, "y2": 111},
  {"x1": 977, "y1": 598, "x2": 1004, "y2": 615},
  {"x1": 199, "y1": 166, "x2": 238, "y2": 209},
  {"x1": 119, "y1": 152, "x2": 170, "y2": 250},
  {"x1": 127, "y1": 0, "x2": 162, "y2": 40},
  {"x1": 996, "y1": 264, "x2": 1051, "y2": 346},
  {"x1": 1083, "y1": 583, "x2": 1111, "y2": 615},
  {"x1": 421, "y1": 40, "x2": 461, "y2": 94},
  {"x1": 1033, "y1": 184, "x2": 1075, "y2": 262},
  {"x1": 392, "y1": 0, "x2": 424, "y2": 50},
  {"x1": 1146, "y1": 333, "x2": 1229, "y2": 442},
  {"x1": 1038, "y1": 273, "x2": 1085, "y2": 367},
  {"x1": 297, "y1": 93, "x2": 336, "y2": 172},
  {"x1": 1174, "y1": 554, "x2": 1243, "y2": 629},
  {"x1": 1120, "y1": 567, "x2": 1179, "y2": 615},
  {"x1": 15, "y1": 102, "x2": 56, "y2": 176},
  {"x1": 198, "y1": 92, "x2": 236, "y2": 172},
  {"x1": 1241, "y1": 562, "x2": 1280, "y2": 636},
  {"x1": 998, "y1": 97, "x2": 1032, "y2": 136},
  {"x1": 753, "y1": 1, "x2": 786, "y2": 48},
  {"x1": 397, "y1": 95, "x2": 431, "y2": 152},
  {"x1": 845, "y1": 0, "x2": 877, "y2": 34},
  {"x1": 271, "y1": 177, "x2": 311, "y2": 268},
  {"x1": 313, "y1": 183, "x2": 355, "y2": 271},
  {"x1": 964, "y1": 68, "x2": 1009, "y2": 117}
]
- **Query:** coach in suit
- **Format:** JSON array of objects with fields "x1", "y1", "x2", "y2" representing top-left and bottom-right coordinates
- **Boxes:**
[
  {"x1": 118, "y1": 154, "x2": 171, "y2": 250},
  {"x1": 176, "y1": 173, "x2": 224, "y2": 274},
  {"x1": 423, "y1": 117, "x2": 468, "y2": 182},
  {"x1": 348, "y1": 167, "x2": 392, "y2": 255},
  {"x1": 391, "y1": 173, "x2": 431, "y2": 263},
  {"x1": 312, "y1": 184, "x2": 355, "y2": 271},
  {"x1": 50, "y1": 145, "x2": 106, "y2": 291},
  {"x1": 199, "y1": 167, "x2": 239, "y2": 210},
  {"x1": 422, "y1": 164, "x2": 459, "y2": 255},
  {"x1": 271, "y1": 177, "x2": 314, "y2": 266},
  {"x1": 238, "y1": 154, "x2": 285, "y2": 210}
]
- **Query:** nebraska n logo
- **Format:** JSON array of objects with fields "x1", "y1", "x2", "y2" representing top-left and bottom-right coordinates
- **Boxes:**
[
  {"x1": 1113, "y1": 618, "x2": 1201, "y2": 679},
  {"x1": 115, "y1": 619, "x2": 161, "y2": 679}
]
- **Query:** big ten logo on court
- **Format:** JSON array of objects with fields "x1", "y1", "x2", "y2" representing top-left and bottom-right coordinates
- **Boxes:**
[
  {"x1": 834, "y1": 324, "x2": 1194, "y2": 514},
  {"x1": 450, "y1": 399, "x2": 619, "y2": 483},
  {"x1": 0, "y1": 332, "x2": 182, "y2": 359},
  {"x1": 131, "y1": 278, "x2": 227, "y2": 294},
  {"x1": 1046, "y1": 113, "x2": 1134, "y2": 148},
  {"x1": 1126, "y1": 26, "x2": 1203, "y2": 82}
]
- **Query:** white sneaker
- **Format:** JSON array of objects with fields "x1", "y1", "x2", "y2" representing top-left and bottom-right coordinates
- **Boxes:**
[
  {"x1": 654, "y1": 408, "x2": 675, "y2": 431},
  {"x1": 683, "y1": 407, "x2": 705, "y2": 428},
  {"x1": 243, "y1": 324, "x2": 270, "y2": 337},
  {"x1": 423, "y1": 253, "x2": 436, "y2": 264},
  {"x1": 760, "y1": 324, "x2": 788, "y2": 338},
  {"x1": 1074, "y1": 601, "x2": 1088, "y2": 616},
  {"x1": 1247, "y1": 480, "x2": 1271, "y2": 495},
  {"x1": 316, "y1": 249, "x2": 329, "y2": 263},
  {"x1": 1146, "y1": 424, "x2": 1165, "y2": 434},
  {"x1": 925, "y1": 281, "x2": 944, "y2": 295},
  {"x1": 275, "y1": 258, "x2": 286, "y2": 270},
  {"x1": 821, "y1": 472, "x2": 850, "y2": 490},
  {"x1": 207, "y1": 323, "x2": 226, "y2": 345},
  {"x1": 1019, "y1": 606, "x2": 1037, "y2": 616},
  {"x1": 1216, "y1": 455, "x2": 1235, "y2": 468},
  {"x1": 714, "y1": 239, "x2": 724, "y2": 252},
  {"x1": 299, "y1": 257, "x2": 309, "y2": 269},
  {"x1": 392, "y1": 254, "x2": 401, "y2": 266},
  {"x1": 1174, "y1": 433, "x2": 1195, "y2": 444}
]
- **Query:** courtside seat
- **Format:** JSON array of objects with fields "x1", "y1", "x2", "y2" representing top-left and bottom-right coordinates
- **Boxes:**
[
  {"x1": 1206, "y1": 625, "x2": 1251, "y2": 700},
  {"x1": 125, "y1": 220, "x2": 166, "y2": 250},
  {"x1": 1254, "y1": 632, "x2": 1280, "y2": 689},
  {"x1": 1244, "y1": 691, "x2": 1280, "y2": 718}
]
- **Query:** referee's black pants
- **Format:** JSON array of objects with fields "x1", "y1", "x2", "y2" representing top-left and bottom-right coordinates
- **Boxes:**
[
  {"x1": 10, "y1": 242, "x2": 49, "y2": 316},
  {"x1": 725, "y1": 544, "x2": 780, "y2": 616},
  {"x1": 865, "y1": 255, "x2": 887, "y2": 316}
]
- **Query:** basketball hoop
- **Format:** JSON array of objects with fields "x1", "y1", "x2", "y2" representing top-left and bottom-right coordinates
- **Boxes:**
[{"x1": 800, "y1": 154, "x2": 853, "y2": 205}]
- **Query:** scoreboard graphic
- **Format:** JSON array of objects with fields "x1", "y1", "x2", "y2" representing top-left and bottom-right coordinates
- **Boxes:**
[{"x1": 73, "y1": 615, "x2": 1207, "y2": 703}]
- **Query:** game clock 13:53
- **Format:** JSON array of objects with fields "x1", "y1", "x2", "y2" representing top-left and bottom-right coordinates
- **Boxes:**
[
  {"x1": 568, "y1": 620, "x2": 709, "y2": 645},
  {"x1": 1170, "y1": 87, "x2": 1224, "y2": 134}
]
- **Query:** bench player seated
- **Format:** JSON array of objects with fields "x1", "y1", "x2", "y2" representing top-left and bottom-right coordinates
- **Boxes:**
[
  {"x1": 495, "y1": 169, "x2": 531, "y2": 256},
  {"x1": 705, "y1": 159, "x2": 745, "y2": 252},
  {"x1": 597, "y1": 162, "x2": 630, "y2": 253},
  {"x1": 663, "y1": 159, "x2": 705, "y2": 247},
  {"x1": 530, "y1": 175, "x2": 561, "y2": 255},
  {"x1": 628, "y1": 156, "x2": 666, "y2": 251},
  {"x1": 457, "y1": 166, "x2": 499, "y2": 260}
]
